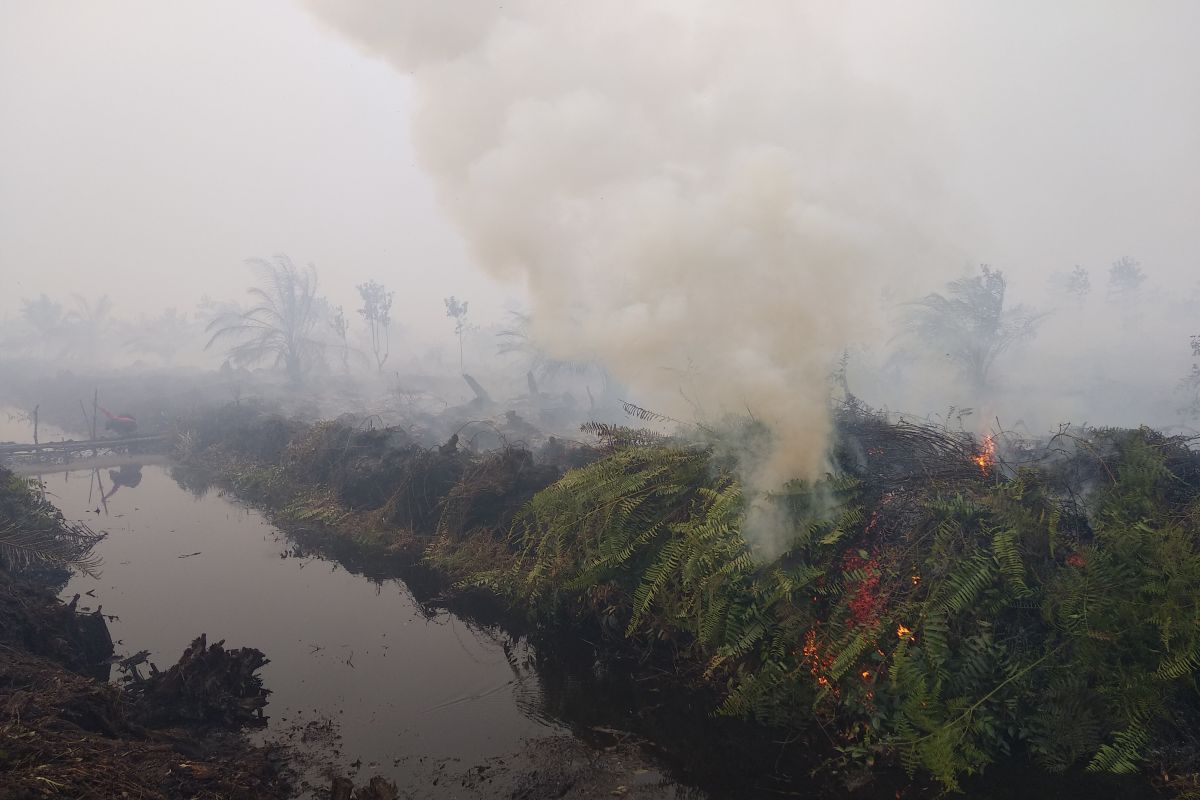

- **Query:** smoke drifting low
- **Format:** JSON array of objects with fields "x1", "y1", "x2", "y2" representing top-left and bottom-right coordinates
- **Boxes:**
[
  {"x1": 306, "y1": 2, "x2": 960, "y2": 499},
  {"x1": 305, "y1": 2, "x2": 1200, "y2": 556}
]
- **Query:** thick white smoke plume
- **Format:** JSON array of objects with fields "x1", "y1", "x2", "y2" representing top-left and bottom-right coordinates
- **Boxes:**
[{"x1": 306, "y1": 1, "x2": 964, "y2": 556}]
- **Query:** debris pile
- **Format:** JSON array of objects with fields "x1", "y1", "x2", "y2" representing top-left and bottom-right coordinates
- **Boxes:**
[
  {"x1": 0, "y1": 582, "x2": 288, "y2": 799},
  {"x1": 125, "y1": 633, "x2": 271, "y2": 729}
]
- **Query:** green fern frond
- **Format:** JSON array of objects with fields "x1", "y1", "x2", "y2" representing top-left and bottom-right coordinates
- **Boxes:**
[
  {"x1": 990, "y1": 525, "x2": 1030, "y2": 596},
  {"x1": 934, "y1": 551, "x2": 996, "y2": 615},
  {"x1": 1156, "y1": 640, "x2": 1200, "y2": 680},
  {"x1": 1086, "y1": 725, "x2": 1149, "y2": 774}
]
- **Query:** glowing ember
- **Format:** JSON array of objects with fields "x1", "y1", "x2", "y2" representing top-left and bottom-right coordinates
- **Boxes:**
[{"x1": 973, "y1": 434, "x2": 996, "y2": 474}]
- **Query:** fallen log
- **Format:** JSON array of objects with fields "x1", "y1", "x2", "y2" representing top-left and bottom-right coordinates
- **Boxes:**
[{"x1": 0, "y1": 435, "x2": 167, "y2": 456}]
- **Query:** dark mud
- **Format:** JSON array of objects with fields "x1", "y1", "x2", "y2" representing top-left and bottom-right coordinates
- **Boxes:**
[
  {"x1": 0, "y1": 572, "x2": 112, "y2": 676},
  {"x1": 447, "y1": 735, "x2": 697, "y2": 799},
  {"x1": 0, "y1": 573, "x2": 289, "y2": 800}
]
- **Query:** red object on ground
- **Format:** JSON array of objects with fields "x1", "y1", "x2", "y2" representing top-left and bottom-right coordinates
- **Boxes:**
[
  {"x1": 98, "y1": 405, "x2": 135, "y2": 424},
  {"x1": 98, "y1": 405, "x2": 137, "y2": 435}
]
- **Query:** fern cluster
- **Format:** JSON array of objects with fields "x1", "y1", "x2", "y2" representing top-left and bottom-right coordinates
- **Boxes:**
[{"x1": 485, "y1": 423, "x2": 1200, "y2": 790}]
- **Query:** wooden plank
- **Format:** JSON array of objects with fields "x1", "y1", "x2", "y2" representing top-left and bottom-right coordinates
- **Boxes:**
[
  {"x1": 0, "y1": 435, "x2": 167, "y2": 456},
  {"x1": 11, "y1": 453, "x2": 171, "y2": 476}
]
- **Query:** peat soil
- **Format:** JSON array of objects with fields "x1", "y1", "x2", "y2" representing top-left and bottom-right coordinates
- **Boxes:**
[{"x1": 0, "y1": 570, "x2": 291, "y2": 799}]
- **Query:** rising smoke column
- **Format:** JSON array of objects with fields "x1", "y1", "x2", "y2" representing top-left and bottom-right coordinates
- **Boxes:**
[{"x1": 306, "y1": 1, "x2": 960, "y2": 556}]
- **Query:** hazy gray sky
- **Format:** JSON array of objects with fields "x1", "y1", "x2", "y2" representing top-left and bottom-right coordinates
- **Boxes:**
[
  {"x1": 2, "y1": 1, "x2": 1198, "y2": 339},
  {"x1": 849, "y1": 1, "x2": 1200, "y2": 295},
  {"x1": 0, "y1": 0, "x2": 514, "y2": 334}
]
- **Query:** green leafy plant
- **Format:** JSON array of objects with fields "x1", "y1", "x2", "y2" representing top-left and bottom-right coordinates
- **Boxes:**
[{"x1": 482, "y1": 412, "x2": 1200, "y2": 790}]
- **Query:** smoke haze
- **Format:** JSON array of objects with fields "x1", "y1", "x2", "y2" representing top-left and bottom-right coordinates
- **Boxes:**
[
  {"x1": 303, "y1": 1, "x2": 1199, "y2": 553},
  {"x1": 2, "y1": 1, "x2": 1198, "y2": 549},
  {"x1": 304, "y1": 2, "x2": 967, "y2": 494},
  {"x1": 0, "y1": 0, "x2": 511, "y2": 339}
]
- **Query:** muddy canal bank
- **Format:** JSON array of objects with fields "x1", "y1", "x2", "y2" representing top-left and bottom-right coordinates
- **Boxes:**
[
  {"x1": 27, "y1": 460, "x2": 699, "y2": 799},
  {"x1": 45, "y1": 464, "x2": 551, "y2": 791},
  {"x1": 0, "y1": 467, "x2": 290, "y2": 800}
]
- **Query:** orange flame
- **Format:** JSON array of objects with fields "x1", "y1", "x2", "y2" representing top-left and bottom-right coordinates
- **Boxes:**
[{"x1": 973, "y1": 434, "x2": 996, "y2": 474}]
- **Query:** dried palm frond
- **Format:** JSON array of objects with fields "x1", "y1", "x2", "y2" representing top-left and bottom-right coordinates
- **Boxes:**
[
  {"x1": 0, "y1": 521, "x2": 104, "y2": 577},
  {"x1": 580, "y1": 421, "x2": 670, "y2": 451},
  {"x1": 1, "y1": 473, "x2": 104, "y2": 577},
  {"x1": 620, "y1": 400, "x2": 679, "y2": 425}
]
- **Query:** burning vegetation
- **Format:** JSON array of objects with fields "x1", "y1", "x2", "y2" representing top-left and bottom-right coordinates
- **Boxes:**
[
  {"x1": 482, "y1": 406, "x2": 1200, "y2": 791},
  {"x1": 2, "y1": 4, "x2": 1199, "y2": 796},
  {"x1": 973, "y1": 434, "x2": 997, "y2": 474}
]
